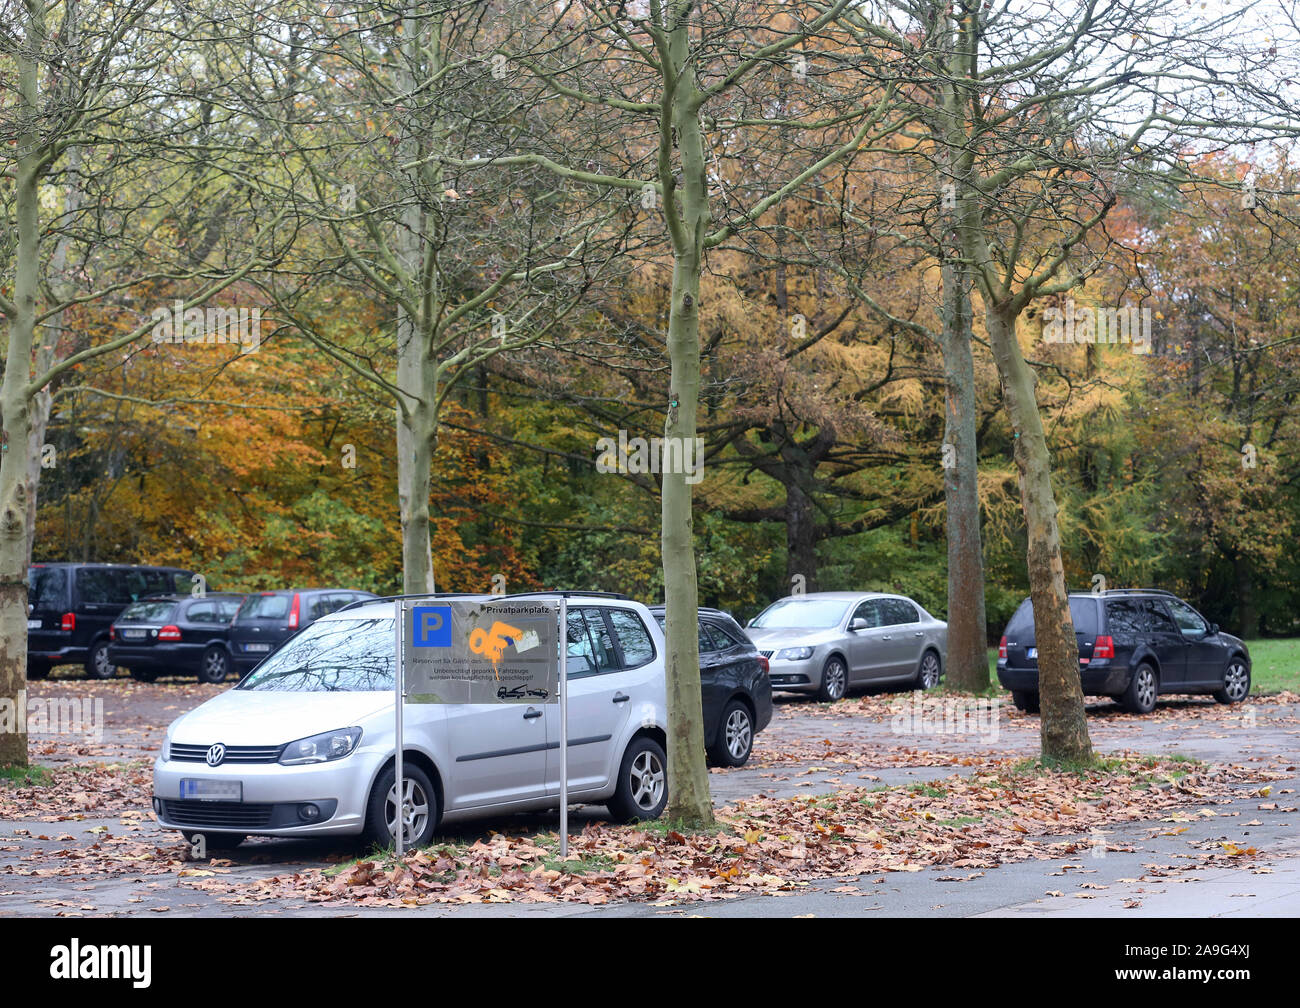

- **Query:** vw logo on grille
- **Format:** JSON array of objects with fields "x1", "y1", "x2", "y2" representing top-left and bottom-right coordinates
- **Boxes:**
[{"x1": 205, "y1": 743, "x2": 226, "y2": 767}]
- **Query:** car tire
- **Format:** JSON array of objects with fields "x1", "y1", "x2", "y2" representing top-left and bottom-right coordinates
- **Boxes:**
[
  {"x1": 26, "y1": 661, "x2": 49, "y2": 681},
  {"x1": 1011, "y1": 690, "x2": 1039, "y2": 713},
  {"x1": 606, "y1": 735, "x2": 669, "y2": 823},
  {"x1": 708, "y1": 699, "x2": 754, "y2": 768},
  {"x1": 180, "y1": 830, "x2": 246, "y2": 852},
  {"x1": 1121, "y1": 662, "x2": 1159, "y2": 714},
  {"x1": 1214, "y1": 658, "x2": 1250, "y2": 704},
  {"x1": 913, "y1": 649, "x2": 942, "y2": 690},
  {"x1": 363, "y1": 763, "x2": 438, "y2": 851},
  {"x1": 85, "y1": 640, "x2": 116, "y2": 680},
  {"x1": 129, "y1": 668, "x2": 159, "y2": 683},
  {"x1": 198, "y1": 647, "x2": 231, "y2": 684},
  {"x1": 817, "y1": 655, "x2": 848, "y2": 702}
]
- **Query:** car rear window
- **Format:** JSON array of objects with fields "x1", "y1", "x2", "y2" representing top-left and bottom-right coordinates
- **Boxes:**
[
  {"x1": 27, "y1": 567, "x2": 67, "y2": 609},
  {"x1": 237, "y1": 593, "x2": 291, "y2": 620},
  {"x1": 1005, "y1": 596, "x2": 1100, "y2": 638},
  {"x1": 119, "y1": 600, "x2": 177, "y2": 622}
]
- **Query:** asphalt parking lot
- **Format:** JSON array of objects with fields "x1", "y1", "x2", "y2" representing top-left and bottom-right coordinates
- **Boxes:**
[{"x1": 2, "y1": 678, "x2": 1297, "y2": 917}]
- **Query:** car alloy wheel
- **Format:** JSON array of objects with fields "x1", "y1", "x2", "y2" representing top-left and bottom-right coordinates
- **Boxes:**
[
  {"x1": 629, "y1": 748, "x2": 666, "y2": 812},
  {"x1": 819, "y1": 657, "x2": 847, "y2": 701},
  {"x1": 385, "y1": 776, "x2": 431, "y2": 847},
  {"x1": 87, "y1": 642, "x2": 115, "y2": 680},
  {"x1": 199, "y1": 647, "x2": 230, "y2": 684},
  {"x1": 607, "y1": 737, "x2": 669, "y2": 822},
  {"x1": 916, "y1": 651, "x2": 941, "y2": 690},
  {"x1": 1221, "y1": 661, "x2": 1250, "y2": 703},
  {"x1": 724, "y1": 706, "x2": 753, "y2": 762},
  {"x1": 1123, "y1": 663, "x2": 1158, "y2": 714},
  {"x1": 1135, "y1": 668, "x2": 1156, "y2": 707}
]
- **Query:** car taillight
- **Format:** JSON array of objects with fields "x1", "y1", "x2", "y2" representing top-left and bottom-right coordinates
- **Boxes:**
[
  {"x1": 109, "y1": 627, "x2": 115, "y2": 641},
  {"x1": 758, "y1": 655, "x2": 769, "y2": 676},
  {"x1": 998, "y1": 636, "x2": 1007, "y2": 659},
  {"x1": 288, "y1": 593, "x2": 301, "y2": 630},
  {"x1": 61, "y1": 612, "x2": 75, "y2": 631},
  {"x1": 1093, "y1": 635, "x2": 1115, "y2": 659},
  {"x1": 158, "y1": 625, "x2": 182, "y2": 641}
]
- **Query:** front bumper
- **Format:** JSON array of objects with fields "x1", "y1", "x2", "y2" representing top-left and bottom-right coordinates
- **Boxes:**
[
  {"x1": 765, "y1": 653, "x2": 823, "y2": 693},
  {"x1": 152, "y1": 747, "x2": 383, "y2": 837}
]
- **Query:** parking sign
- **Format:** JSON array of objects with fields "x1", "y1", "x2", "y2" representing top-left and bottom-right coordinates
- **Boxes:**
[{"x1": 401, "y1": 599, "x2": 561, "y2": 704}]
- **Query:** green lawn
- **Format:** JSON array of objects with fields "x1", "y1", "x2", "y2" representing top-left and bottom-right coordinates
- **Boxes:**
[
  {"x1": 1241, "y1": 639, "x2": 1300, "y2": 694},
  {"x1": 981, "y1": 640, "x2": 1300, "y2": 695}
]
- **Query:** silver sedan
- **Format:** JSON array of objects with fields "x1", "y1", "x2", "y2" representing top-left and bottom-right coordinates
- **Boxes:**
[{"x1": 746, "y1": 592, "x2": 948, "y2": 701}]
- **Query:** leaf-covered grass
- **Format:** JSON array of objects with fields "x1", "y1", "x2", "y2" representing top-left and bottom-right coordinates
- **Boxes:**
[{"x1": 0, "y1": 764, "x2": 54, "y2": 787}]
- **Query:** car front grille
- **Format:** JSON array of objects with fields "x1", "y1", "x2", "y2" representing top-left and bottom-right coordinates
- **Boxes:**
[
  {"x1": 160, "y1": 800, "x2": 274, "y2": 829},
  {"x1": 169, "y1": 743, "x2": 283, "y2": 764},
  {"x1": 760, "y1": 650, "x2": 774, "y2": 658}
]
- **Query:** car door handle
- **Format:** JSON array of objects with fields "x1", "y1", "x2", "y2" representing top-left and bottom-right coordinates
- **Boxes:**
[
  {"x1": 881, "y1": 635, "x2": 891, "y2": 641},
  {"x1": 612, "y1": 692, "x2": 630, "y2": 704},
  {"x1": 914, "y1": 632, "x2": 924, "y2": 638},
  {"x1": 523, "y1": 708, "x2": 542, "y2": 720}
]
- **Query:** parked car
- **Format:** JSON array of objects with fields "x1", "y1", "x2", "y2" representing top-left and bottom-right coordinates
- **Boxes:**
[
  {"x1": 227, "y1": 589, "x2": 378, "y2": 677},
  {"x1": 108, "y1": 593, "x2": 246, "y2": 683},
  {"x1": 648, "y1": 605, "x2": 772, "y2": 767},
  {"x1": 996, "y1": 589, "x2": 1252, "y2": 715},
  {"x1": 26, "y1": 563, "x2": 197, "y2": 679},
  {"x1": 745, "y1": 591, "x2": 948, "y2": 701},
  {"x1": 152, "y1": 593, "x2": 670, "y2": 850}
]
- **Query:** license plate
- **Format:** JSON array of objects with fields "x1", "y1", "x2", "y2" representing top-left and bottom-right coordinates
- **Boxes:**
[
  {"x1": 121, "y1": 628, "x2": 147, "y2": 640},
  {"x1": 244, "y1": 643, "x2": 271, "y2": 653},
  {"x1": 1027, "y1": 647, "x2": 1038, "y2": 659},
  {"x1": 27, "y1": 619, "x2": 40, "y2": 630},
  {"x1": 180, "y1": 779, "x2": 242, "y2": 801}
]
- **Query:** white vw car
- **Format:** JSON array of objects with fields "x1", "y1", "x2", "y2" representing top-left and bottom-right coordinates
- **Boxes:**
[{"x1": 152, "y1": 594, "x2": 669, "y2": 850}]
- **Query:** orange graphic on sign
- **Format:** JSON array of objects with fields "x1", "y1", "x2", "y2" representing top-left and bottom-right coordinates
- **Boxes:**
[{"x1": 469, "y1": 620, "x2": 523, "y2": 679}]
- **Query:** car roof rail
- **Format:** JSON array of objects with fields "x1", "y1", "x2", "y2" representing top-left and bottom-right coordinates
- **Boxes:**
[
  {"x1": 336, "y1": 589, "x2": 631, "y2": 614},
  {"x1": 1077, "y1": 587, "x2": 1177, "y2": 597},
  {"x1": 646, "y1": 603, "x2": 732, "y2": 616}
]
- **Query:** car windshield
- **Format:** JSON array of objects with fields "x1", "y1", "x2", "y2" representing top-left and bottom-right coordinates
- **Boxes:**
[
  {"x1": 118, "y1": 600, "x2": 176, "y2": 622},
  {"x1": 751, "y1": 599, "x2": 850, "y2": 630},
  {"x1": 238, "y1": 617, "x2": 394, "y2": 692}
]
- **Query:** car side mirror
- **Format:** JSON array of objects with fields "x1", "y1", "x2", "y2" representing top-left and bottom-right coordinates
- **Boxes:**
[
  {"x1": 1209, "y1": 623, "x2": 1218, "y2": 635},
  {"x1": 850, "y1": 617, "x2": 869, "y2": 631}
]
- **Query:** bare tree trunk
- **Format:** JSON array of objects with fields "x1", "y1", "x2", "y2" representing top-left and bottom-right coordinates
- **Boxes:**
[
  {"x1": 393, "y1": 7, "x2": 438, "y2": 596},
  {"x1": 985, "y1": 307, "x2": 1091, "y2": 763},
  {"x1": 0, "y1": 21, "x2": 42, "y2": 767},
  {"x1": 661, "y1": 10, "x2": 712, "y2": 827},
  {"x1": 785, "y1": 475, "x2": 818, "y2": 592},
  {"x1": 939, "y1": 259, "x2": 989, "y2": 690}
]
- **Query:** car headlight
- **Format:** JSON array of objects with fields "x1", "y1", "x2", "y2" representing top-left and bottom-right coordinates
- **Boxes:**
[
  {"x1": 775, "y1": 646, "x2": 814, "y2": 660},
  {"x1": 279, "y1": 727, "x2": 362, "y2": 765}
]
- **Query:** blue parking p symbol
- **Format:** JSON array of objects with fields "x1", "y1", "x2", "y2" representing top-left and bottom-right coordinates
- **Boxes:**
[{"x1": 413, "y1": 605, "x2": 453, "y2": 647}]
